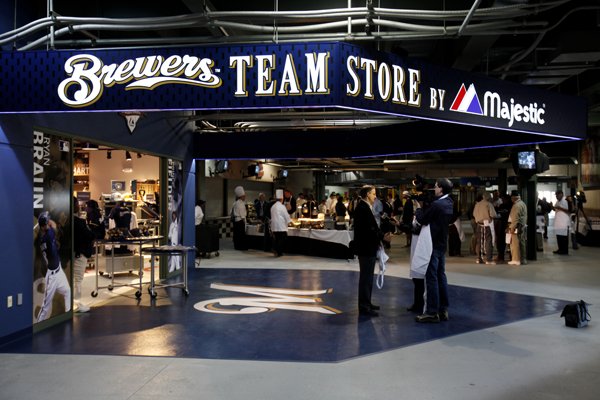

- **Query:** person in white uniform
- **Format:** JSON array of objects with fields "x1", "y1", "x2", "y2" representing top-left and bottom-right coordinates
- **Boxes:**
[
  {"x1": 231, "y1": 186, "x2": 248, "y2": 250},
  {"x1": 270, "y1": 189, "x2": 292, "y2": 257},
  {"x1": 552, "y1": 190, "x2": 571, "y2": 255},
  {"x1": 195, "y1": 199, "x2": 205, "y2": 225},
  {"x1": 36, "y1": 212, "x2": 71, "y2": 322}
]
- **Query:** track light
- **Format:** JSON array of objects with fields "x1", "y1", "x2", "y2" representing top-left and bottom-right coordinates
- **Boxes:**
[
  {"x1": 107, "y1": 150, "x2": 112, "y2": 159},
  {"x1": 125, "y1": 151, "x2": 132, "y2": 161},
  {"x1": 137, "y1": 153, "x2": 142, "y2": 158}
]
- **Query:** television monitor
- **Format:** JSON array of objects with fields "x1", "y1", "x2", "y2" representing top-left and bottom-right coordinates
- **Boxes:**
[{"x1": 517, "y1": 151, "x2": 536, "y2": 170}]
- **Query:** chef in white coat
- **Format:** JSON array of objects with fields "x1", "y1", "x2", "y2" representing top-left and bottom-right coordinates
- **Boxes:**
[{"x1": 552, "y1": 190, "x2": 571, "y2": 255}]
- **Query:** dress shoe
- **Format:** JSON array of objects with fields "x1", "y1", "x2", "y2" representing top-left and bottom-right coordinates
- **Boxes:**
[
  {"x1": 439, "y1": 309, "x2": 449, "y2": 321},
  {"x1": 553, "y1": 250, "x2": 560, "y2": 254},
  {"x1": 407, "y1": 304, "x2": 424, "y2": 312},
  {"x1": 359, "y1": 308, "x2": 379, "y2": 316},
  {"x1": 415, "y1": 313, "x2": 440, "y2": 323},
  {"x1": 455, "y1": 254, "x2": 464, "y2": 257},
  {"x1": 370, "y1": 304, "x2": 380, "y2": 310}
]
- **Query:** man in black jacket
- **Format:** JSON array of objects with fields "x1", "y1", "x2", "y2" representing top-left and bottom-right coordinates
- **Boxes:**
[
  {"x1": 414, "y1": 179, "x2": 454, "y2": 323},
  {"x1": 353, "y1": 185, "x2": 391, "y2": 316}
]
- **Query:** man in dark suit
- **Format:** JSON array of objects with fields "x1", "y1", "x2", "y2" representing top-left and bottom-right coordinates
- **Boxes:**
[{"x1": 353, "y1": 185, "x2": 391, "y2": 316}]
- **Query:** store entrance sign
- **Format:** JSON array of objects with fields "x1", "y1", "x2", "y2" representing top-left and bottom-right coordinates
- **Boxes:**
[{"x1": 0, "y1": 42, "x2": 586, "y2": 139}]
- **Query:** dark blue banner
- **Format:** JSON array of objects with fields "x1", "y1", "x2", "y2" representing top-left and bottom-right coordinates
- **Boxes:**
[{"x1": 0, "y1": 42, "x2": 587, "y2": 139}]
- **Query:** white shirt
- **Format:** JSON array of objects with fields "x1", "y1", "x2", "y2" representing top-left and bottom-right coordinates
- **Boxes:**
[
  {"x1": 231, "y1": 199, "x2": 246, "y2": 222},
  {"x1": 326, "y1": 197, "x2": 334, "y2": 212},
  {"x1": 270, "y1": 201, "x2": 291, "y2": 232},
  {"x1": 554, "y1": 198, "x2": 570, "y2": 236},
  {"x1": 330, "y1": 198, "x2": 338, "y2": 213},
  {"x1": 195, "y1": 205, "x2": 204, "y2": 225},
  {"x1": 493, "y1": 197, "x2": 503, "y2": 206},
  {"x1": 318, "y1": 204, "x2": 327, "y2": 214},
  {"x1": 169, "y1": 219, "x2": 179, "y2": 245}
]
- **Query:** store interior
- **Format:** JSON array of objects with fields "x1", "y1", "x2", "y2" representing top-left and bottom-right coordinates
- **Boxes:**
[{"x1": 73, "y1": 140, "x2": 162, "y2": 308}]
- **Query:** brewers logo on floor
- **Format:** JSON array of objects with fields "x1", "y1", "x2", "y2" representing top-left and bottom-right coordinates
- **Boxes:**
[{"x1": 194, "y1": 283, "x2": 342, "y2": 314}]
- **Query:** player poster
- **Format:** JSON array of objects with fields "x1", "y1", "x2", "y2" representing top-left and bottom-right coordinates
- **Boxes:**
[
  {"x1": 33, "y1": 132, "x2": 72, "y2": 323},
  {"x1": 167, "y1": 158, "x2": 183, "y2": 272}
]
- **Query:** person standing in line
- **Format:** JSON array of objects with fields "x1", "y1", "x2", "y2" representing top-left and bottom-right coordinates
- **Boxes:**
[
  {"x1": 347, "y1": 191, "x2": 359, "y2": 220},
  {"x1": 262, "y1": 197, "x2": 277, "y2": 252},
  {"x1": 352, "y1": 185, "x2": 390, "y2": 317},
  {"x1": 448, "y1": 202, "x2": 464, "y2": 257},
  {"x1": 473, "y1": 192, "x2": 497, "y2": 265},
  {"x1": 283, "y1": 188, "x2": 296, "y2": 217},
  {"x1": 492, "y1": 190, "x2": 503, "y2": 207},
  {"x1": 326, "y1": 193, "x2": 336, "y2": 214},
  {"x1": 552, "y1": 190, "x2": 571, "y2": 255},
  {"x1": 414, "y1": 178, "x2": 454, "y2": 323},
  {"x1": 318, "y1": 198, "x2": 327, "y2": 215},
  {"x1": 401, "y1": 191, "x2": 414, "y2": 247},
  {"x1": 335, "y1": 193, "x2": 347, "y2": 222},
  {"x1": 494, "y1": 194, "x2": 512, "y2": 263},
  {"x1": 231, "y1": 186, "x2": 248, "y2": 251},
  {"x1": 270, "y1": 189, "x2": 293, "y2": 257},
  {"x1": 372, "y1": 194, "x2": 383, "y2": 227},
  {"x1": 507, "y1": 190, "x2": 527, "y2": 265},
  {"x1": 36, "y1": 211, "x2": 72, "y2": 322},
  {"x1": 254, "y1": 193, "x2": 267, "y2": 222},
  {"x1": 73, "y1": 197, "x2": 94, "y2": 313},
  {"x1": 392, "y1": 194, "x2": 403, "y2": 235},
  {"x1": 296, "y1": 193, "x2": 306, "y2": 217},
  {"x1": 195, "y1": 199, "x2": 205, "y2": 225}
]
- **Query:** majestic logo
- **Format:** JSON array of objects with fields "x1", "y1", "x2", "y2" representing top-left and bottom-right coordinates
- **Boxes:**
[
  {"x1": 119, "y1": 111, "x2": 144, "y2": 134},
  {"x1": 450, "y1": 83, "x2": 483, "y2": 115},
  {"x1": 450, "y1": 83, "x2": 545, "y2": 128},
  {"x1": 194, "y1": 283, "x2": 342, "y2": 315}
]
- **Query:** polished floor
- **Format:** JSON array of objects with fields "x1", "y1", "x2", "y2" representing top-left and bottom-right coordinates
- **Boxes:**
[{"x1": 1, "y1": 222, "x2": 599, "y2": 399}]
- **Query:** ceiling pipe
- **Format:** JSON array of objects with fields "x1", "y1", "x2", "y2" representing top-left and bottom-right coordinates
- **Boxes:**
[
  {"x1": 456, "y1": 0, "x2": 483, "y2": 38},
  {"x1": 2, "y1": 2, "x2": 567, "y2": 49}
]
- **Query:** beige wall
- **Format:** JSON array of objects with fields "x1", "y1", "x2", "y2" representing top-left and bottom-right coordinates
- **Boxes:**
[{"x1": 85, "y1": 150, "x2": 160, "y2": 202}]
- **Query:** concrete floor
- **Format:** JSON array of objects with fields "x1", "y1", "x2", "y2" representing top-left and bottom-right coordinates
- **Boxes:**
[{"x1": 1, "y1": 222, "x2": 599, "y2": 400}]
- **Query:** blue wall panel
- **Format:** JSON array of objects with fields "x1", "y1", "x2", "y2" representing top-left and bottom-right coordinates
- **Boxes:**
[{"x1": 0, "y1": 135, "x2": 34, "y2": 339}]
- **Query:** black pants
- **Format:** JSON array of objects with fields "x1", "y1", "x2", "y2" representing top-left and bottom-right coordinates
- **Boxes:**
[
  {"x1": 476, "y1": 225, "x2": 493, "y2": 262},
  {"x1": 273, "y1": 231, "x2": 287, "y2": 256},
  {"x1": 557, "y1": 234, "x2": 569, "y2": 254},
  {"x1": 233, "y1": 220, "x2": 247, "y2": 250},
  {"x1": 411, "y1": 278, "x2": 424, "y2": 310},
  {"x1": 448, "y1": 233, "x2": 461, "y2": 256},
  {"x1": 358, "y1": 256, "x2": 376, "y2": 311}
]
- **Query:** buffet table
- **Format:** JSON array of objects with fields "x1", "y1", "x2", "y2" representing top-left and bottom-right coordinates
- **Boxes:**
[
  {"x1": 246, "y1": 225, "x2": 354, "y2": 259},
  {"x1": 576, "y1": 216, "x2": 600, "y2": 247}
]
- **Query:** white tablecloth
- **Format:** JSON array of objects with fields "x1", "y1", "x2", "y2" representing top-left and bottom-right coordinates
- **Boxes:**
[{"x1": 246, "y1": 225, "x2": 354, "y2": 247}]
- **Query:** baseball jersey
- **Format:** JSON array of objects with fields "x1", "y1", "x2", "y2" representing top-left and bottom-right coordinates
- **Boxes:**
[{"x1": 40, "y1": 228, "x2": 60, "y2": 271}]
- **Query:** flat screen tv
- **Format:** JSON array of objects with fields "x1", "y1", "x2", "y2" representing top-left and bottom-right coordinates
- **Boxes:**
[{"x1": 517, "y1": 150, "x2": 536, "y2": 170}]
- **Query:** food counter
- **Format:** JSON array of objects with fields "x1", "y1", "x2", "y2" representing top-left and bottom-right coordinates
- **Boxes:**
[{"x1": 246, "y1": 225, "x2": 354, "y2": 259}]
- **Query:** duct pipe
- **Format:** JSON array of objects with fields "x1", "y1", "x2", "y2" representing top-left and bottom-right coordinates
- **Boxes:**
[{"x1": 457, "y1": 0, "x2": 483, "y2": 38}]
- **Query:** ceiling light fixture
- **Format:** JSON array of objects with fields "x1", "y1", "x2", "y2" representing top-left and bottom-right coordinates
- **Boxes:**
[
  {"x1": 125, "y1": 151, "x2": 132, "y2": 161},
  {"x1": 82, "y1": 142, "x2": 98, "y2": 150}
]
